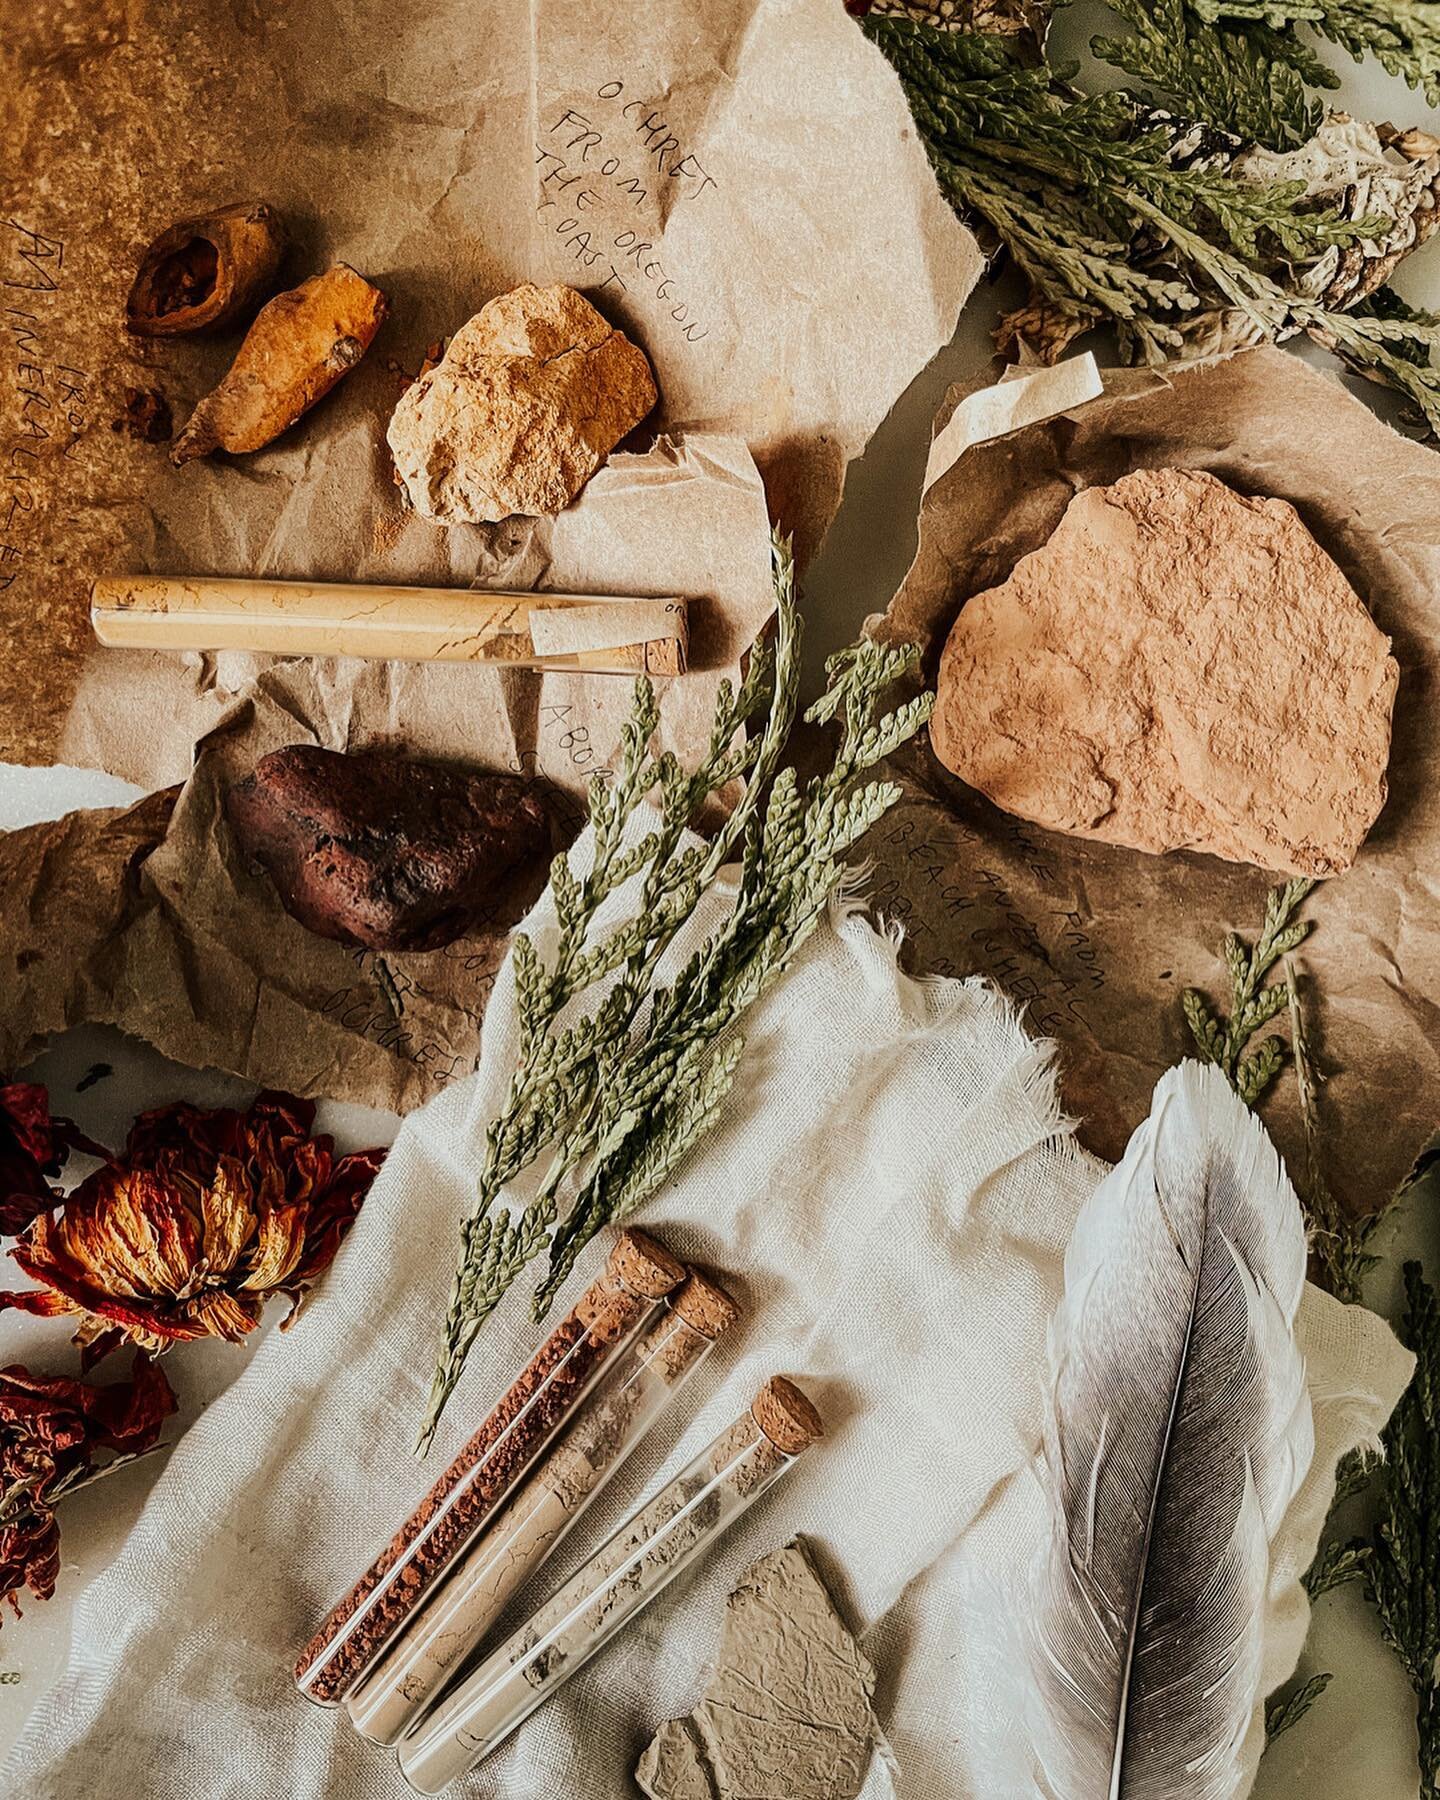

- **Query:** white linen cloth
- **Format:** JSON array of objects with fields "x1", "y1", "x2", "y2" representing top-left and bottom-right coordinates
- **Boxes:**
[{"x1": 4, "y1": 834, "x2": 1413, "y2": 1799}]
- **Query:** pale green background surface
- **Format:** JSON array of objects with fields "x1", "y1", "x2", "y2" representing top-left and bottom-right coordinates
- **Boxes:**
[{"x1": 1, "y1": 11, "x2": 1438, "y2": 1788}]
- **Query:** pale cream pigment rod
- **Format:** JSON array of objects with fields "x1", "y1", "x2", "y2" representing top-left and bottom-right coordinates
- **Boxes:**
[{"x1": 91, "y1": 576, "x2": 690, "y2": 675}]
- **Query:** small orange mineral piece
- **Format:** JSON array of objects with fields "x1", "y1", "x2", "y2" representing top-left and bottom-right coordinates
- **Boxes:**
[{"x1": 171, "y1": 263, "x2": 387, "y2": 465}]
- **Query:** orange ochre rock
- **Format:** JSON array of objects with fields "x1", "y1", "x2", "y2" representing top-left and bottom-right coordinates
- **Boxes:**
[{"x1": 931, "y1": 467, "x2": 1398, "y2": 877}]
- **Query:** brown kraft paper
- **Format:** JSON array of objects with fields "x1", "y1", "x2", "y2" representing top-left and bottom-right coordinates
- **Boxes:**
[
  {"x1": 0, "y1": 437, "x2": 782, "y2": 1109},
  {"x1": 1, "y1": 0, "x2": 980, "y2": 782},
  {"x1": 2, "y1": 0, "x2": 981, "y2": 1105},
  {"x1": 870, "y1": 346, "x2": 1440, "y2": 1217}
]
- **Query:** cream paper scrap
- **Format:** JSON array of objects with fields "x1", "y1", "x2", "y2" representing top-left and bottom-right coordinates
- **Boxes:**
[
  {"x1": 527, "y1": 596, "x2": 685, "y2": 656},
  {"x1": 921, "y1": 353, "x2": 1105, "y2": 492}
]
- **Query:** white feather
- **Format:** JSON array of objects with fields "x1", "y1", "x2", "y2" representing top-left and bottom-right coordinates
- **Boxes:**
[{"x1": 1023, "y1": 1059, "x2": 1314, "y2": 1800}]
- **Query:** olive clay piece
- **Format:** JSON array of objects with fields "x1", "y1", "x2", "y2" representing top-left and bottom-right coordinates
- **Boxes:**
[
  {"x1": 931, "y1": 467, "x2": 1398, "y2": 878},
  {"x1": 636, "y1": 1538, "x2": 879, "y2": 1800},
  {"x1": 387, "y1": 281, "x2": 657, "y2": 525}
]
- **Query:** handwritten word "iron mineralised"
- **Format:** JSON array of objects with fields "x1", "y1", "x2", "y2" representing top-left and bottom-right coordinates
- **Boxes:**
[{"x1": 3, "y1": 221, "x2": 88, "y2": 595}]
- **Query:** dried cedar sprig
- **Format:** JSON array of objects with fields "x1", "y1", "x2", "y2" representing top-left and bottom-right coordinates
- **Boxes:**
[
  {"x1": 1093, "y1": 0, "x2": 1334, "y2": 147},
  {"x1": 1183, "y1": 884, "x2": 1433, "y2": 1763},
  {"x1": 1196, "y1": 0, "x2": 1440, "y2": 106},
  {"x1": 1183, "y1": 877, "x2": 1315, "y2": 1105},
  {"x1": 1304, "y1": 1522, "x2": 1372, "y2": 1599},
  {"x1": 1278, "y1": 1184, "x2": 1440, "y2": 1778},
  {"x1": 1185, "y1": 889, "x2": 1401, "y2": 1295},
  {"x1": 1265, "y1": 1669, "x2": 1334, "y2": 1740},
  {"x1": 1284, "y1": 956, "x2": 1404, "y2": 1303},
  {"x1": 1263, "y1": 1443, "x2": 1375, "y2": 1741},
  {"x1": 418, "y1": 537, "x2": 932, "y2": 1451},
  {"x1": 861, "y1": 14, "x2": 1440, "y2": 429}
]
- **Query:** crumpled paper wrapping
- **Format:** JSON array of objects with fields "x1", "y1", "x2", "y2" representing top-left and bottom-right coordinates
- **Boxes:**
[
  {"x1": 1, "y1": 0, "x2": 980, "y2": 1104},
  {"x1": 2, "y1": 0, "x2": 979, "y2": 779},
  {"x1": 869, "y1": 346, "x2": 1440, "y2": 1217},
  {"x1": 0, "y1": 437, "x2": 784, "y2": 1108}
]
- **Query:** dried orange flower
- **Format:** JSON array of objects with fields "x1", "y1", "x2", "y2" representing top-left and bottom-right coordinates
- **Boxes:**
[{"x1": 0, "y1": 1092, "x2": 384, "y2": 1363}]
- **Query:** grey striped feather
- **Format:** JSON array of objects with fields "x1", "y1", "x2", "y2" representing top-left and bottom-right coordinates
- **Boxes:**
[{"x1": 1026, "y1": 1059, "x2": 1313, "y2": 1800}]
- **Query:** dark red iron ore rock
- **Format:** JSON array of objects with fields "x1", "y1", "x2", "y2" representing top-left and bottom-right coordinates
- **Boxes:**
[{"x1": 227, "y1": 745, "x2": 549, "y2": 951}]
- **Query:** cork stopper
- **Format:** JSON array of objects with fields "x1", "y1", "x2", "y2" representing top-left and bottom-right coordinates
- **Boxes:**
[
  {"x1": 670, "y1": 1271, "x2": 742, "y2": 1340},
  {"x1": 751, "y1": 1376, "x2": 824, "y2": 1456},
  {"x1": 606, "y1": 1228, "x2": 686, "y2": 1300}
]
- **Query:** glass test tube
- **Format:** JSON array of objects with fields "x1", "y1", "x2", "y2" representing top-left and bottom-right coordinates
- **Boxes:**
[
  {"x1": 294, "y1": 1228, "x2": 686, "y2": 1706},
  {"x1": 396, "y1": 1376, "x2": 824, "y2": 1795},
  {"x1": 345, "y1": 1271, "x2": 741, "y2": 1745}
]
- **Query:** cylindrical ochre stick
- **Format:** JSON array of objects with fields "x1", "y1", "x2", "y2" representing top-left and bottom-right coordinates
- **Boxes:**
[{"x1": 91, "y1": 576, "x2": 689, "y2": 675}]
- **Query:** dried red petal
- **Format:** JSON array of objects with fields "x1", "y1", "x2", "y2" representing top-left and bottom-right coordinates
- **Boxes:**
[
  {"x1": 0, "y1": 1509, "x2": 61, "y2": 1613},
  {"x1": 78, "y1": 1328, "x2": 127, "y2": 1373},
  {"x1": 289, "y1": 1144, "x2": 384, "y2": 1287},
  {"x1": 0, "y1": 1353, "x2": 176, "y2": 1455},
  {"x1": 3, "y1": 1237, "x2": 218, "y2": 1345},
  {"x1": 0, "y1": 1082, "x2": 109, "y2": 1238},
  {"x1": 90, "y1": 1352, "x2": 178, "y2": 1450},
  {"x1": 0, "y1": 1084, "x2": 54, "y2": 1170},
  {"x1": 0, "y1": 1353, "x2": 176, "y2": 1620},
  {"x1": 0, "y1": 1082, "x2": 61, "y2": 1237},
  {"x1": 49, "y1": 1117, "x2": 110, "y2": 1165}
]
